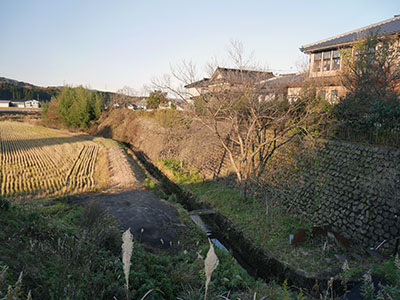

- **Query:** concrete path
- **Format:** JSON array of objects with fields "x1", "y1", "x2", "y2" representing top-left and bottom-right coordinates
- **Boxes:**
[{"x1": 83, "y1": 189, "x2": 184, "y2": 248}]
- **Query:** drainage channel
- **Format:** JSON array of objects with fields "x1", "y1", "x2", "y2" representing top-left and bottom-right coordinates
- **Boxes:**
[
  {"x1": 128, "y1": 145, "x2": 358, "y2": 297},
  {"x1": 190, "y1": 214, "x2": 230, "y2": 254},
  {"x1": 189, "y1": 212, "x2": 259, "y2": 279}
]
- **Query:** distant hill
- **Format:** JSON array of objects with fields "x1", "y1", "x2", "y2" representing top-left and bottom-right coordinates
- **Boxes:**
[
  {"x1": 0, "y1": 76, "x2": 143, "y2": 105},
  {"x1": 0, "y1": 77, "x2": 109, "y2": 103},
  {"x1": 0, "y1": 77, "x2": 61, "y2": 101},
  {"x1": 0, "y1": 77, "x2": 39, "y2": 88}
]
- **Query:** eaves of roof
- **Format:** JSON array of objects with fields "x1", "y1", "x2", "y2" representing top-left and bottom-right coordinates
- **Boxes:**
[
  {"x1": 301, "y1": 15, "x2": 400, "y2": 53},
  {"x1": 184, "y1": 78, "x2": 210, "y2": 88}
]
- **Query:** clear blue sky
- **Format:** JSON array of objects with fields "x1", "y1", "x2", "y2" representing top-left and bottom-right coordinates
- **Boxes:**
[{"x1": 1, "y1": 0, "x2": 399, "y2": 93}]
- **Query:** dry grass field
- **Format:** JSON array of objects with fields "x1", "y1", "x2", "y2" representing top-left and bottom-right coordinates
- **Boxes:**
[{"x1": 0, "y1": 121, "x2": 139, "y2": 200}]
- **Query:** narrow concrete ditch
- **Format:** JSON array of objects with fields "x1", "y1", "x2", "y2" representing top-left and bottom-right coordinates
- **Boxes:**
[
  {"x1": 128, "y1": 145, "x2": 360, "y2": 297},
  {"x1": 189, "y1": 214, "x2": 230, "y2": 254}
]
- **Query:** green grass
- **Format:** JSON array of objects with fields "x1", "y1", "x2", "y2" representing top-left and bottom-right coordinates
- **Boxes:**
[
  {"x1": 184, "y1": 180, "x2": 309, "y2": 263},
  {"x1": 157, "y1": 159, "x2": 383, "y2": 278},
  {"x1": 160, "y1": 159, "x2": 203, "y2": 184}
]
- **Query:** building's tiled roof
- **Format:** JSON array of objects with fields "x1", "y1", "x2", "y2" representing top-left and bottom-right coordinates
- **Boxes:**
[
  {"x1": 212, "y1": 67, "x2": 274, "y2": 82},
  {"x1": 262, "y1": 73, "x2": 341, "y2": 91},
  {"x1": 185, "y1": 67, "x2": 274, "y2": 89},
  {"x1": 184, "y1": 78, "x2": 210, "y2": 88},
  {"x1": 301, "y1": 15, "x2": 400, "y2": 53},
  {"x1": 262, "y1": 73, "x2": 306, "y2": 88}
]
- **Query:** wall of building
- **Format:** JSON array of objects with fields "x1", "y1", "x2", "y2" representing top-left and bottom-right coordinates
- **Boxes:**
[{"x1": 187, "y1": 87, "x2": 200, "y2": 98}]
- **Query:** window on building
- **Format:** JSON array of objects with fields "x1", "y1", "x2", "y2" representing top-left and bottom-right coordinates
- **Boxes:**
[
  {"x1": 332, "y1": 50, "x2": 340, "y2": 70},
  {"x1": 323, "y1": 51, "x2": 331, "y2": 71},
  {"x1": 330, "y1": 90, "x2": 338, "y2": 103},
  {"x1": 313, "y1": 53, "x2": 321, "y2": 72},
  {"x1": 320, "y1": 90, "x2": 326, "y2": 100}
]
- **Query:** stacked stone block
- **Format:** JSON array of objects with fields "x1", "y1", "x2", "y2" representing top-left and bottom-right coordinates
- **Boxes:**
[{"x1": 292, "y1": 140, "x2": 400, "y2": 250}]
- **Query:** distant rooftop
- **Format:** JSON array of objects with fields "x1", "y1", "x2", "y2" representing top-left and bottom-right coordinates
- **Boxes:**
[
  {"x1": 262, "y1": 73, "x2": 306, "y2": 88},
  {"x1": 184, "y1": 78, "x2": 210, "y2": 88},
  {"x1": 185, "y1": 67, "x2": 274, "y2": 89},
  {"x1": 301, "y1": 15, "x2": 400, "y2": 53},
  {"x1": 211, "y1": 67, "x2": 274, "y2": 82}
]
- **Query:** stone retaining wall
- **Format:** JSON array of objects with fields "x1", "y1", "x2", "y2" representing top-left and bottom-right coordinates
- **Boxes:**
[{"x1": 292, "y1": 140, "x2": 400, "y2": 250}]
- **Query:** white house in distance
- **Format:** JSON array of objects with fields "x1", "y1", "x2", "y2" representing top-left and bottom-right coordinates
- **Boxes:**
[
  {"x1": 0, "y1": 99, "x2": 41, "y2": 108},
  {"x1": 11, "y1": 100, "x2": 26, "y2": 108},
  {"x1": 0, "y1": 100, "x2": 11, "y2": 108},
  {"x1": 25, "y1": 99, "x2": 41, "y2": 108}
]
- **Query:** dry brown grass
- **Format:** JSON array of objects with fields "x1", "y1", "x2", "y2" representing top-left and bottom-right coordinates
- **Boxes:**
[
  {"x1": 204, "y1": 239, "x2": 219, "y2": 300},
  {"x1": 122, "y1": 228, "x2": 134, "y2": 300},
  {"x1": 93, "y1": 146, "x2": 111, "y2": 190},
  {"x1": 107, "y1": 146, "x2": 138, "y2": 188},
  {"x1": 0, "y1": 122, "x2": 102, "y2": 200}
]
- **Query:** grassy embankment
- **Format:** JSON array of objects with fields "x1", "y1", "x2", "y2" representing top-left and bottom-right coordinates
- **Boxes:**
[{"x1": 0, "y1": 197, "x2": 290, "y2": 300}]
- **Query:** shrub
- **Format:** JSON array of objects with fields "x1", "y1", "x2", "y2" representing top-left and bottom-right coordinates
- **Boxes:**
[
  {"x1": 0, "y1": 198, "x2": 10, "y2": 211},
  {"x1": 42, "y1": 86, "x2": 103, "y2": 129},
  {"x1": 335, "y1": 31, "x2": 400, "y2": 144},
  {"x1": 146, "y1": 90, "x2": 168, "y2": 109}
]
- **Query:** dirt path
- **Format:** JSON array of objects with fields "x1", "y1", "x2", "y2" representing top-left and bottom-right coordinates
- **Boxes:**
[{"x1": 107, "y1": 146, "x2": 145, "y2": 188}]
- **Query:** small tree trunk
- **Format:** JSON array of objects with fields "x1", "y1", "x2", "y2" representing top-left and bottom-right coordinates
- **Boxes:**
[{"x1": 239, "y1": 179, "x2": 247, "y2": 201}]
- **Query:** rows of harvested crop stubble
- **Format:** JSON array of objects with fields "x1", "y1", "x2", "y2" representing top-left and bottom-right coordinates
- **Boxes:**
[{"x1": 0, "y1": 122, "x2": 100, "y2": 199}]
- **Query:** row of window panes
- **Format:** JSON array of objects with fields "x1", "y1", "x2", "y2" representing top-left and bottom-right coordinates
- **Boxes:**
[
  {"x1": 320, "y1": 90, "x2": 338, "y2": 102},
  {"x1": 313, "y1": 50, "x2": 340, "y2": 72}
]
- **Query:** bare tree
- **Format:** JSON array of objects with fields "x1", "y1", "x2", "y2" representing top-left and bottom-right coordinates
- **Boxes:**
[
  {"x1": 191, "y1": 41, "x2": 324, "y2": 200},
  {"x1": 171, "y1": 60, "x2": 199, "y2": 86},
  {"x1": 109, "y1": 86, "x2": 138, "y2": 107},
  {"x1": 226, "y1": 39, "x2": 255, "y2": 69},
  {"x1": 151, "y1": 40, "x2": 268, "y2": 101},
  {"x1": 151, "y1": 59, "x2": 201, "y2": 101},
  {"x1": 295, "y1": 54, "x2": 310, "y2": 75},
  {"x1": 194, "y1": 75, "x2": 317, "y2": 200},
  {"x1": 150, "y1": 41, "x2": 321, "y2": 200}
]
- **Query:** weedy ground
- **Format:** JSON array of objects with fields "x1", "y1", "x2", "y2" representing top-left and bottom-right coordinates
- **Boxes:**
[{"x1": 0, "y1": 197, "x2": 299, "y2": 300}]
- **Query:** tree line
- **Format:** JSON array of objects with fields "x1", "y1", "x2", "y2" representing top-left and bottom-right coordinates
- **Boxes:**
[{"x1": 0, "y1": 83, "x2": 60, "y2": 101}]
